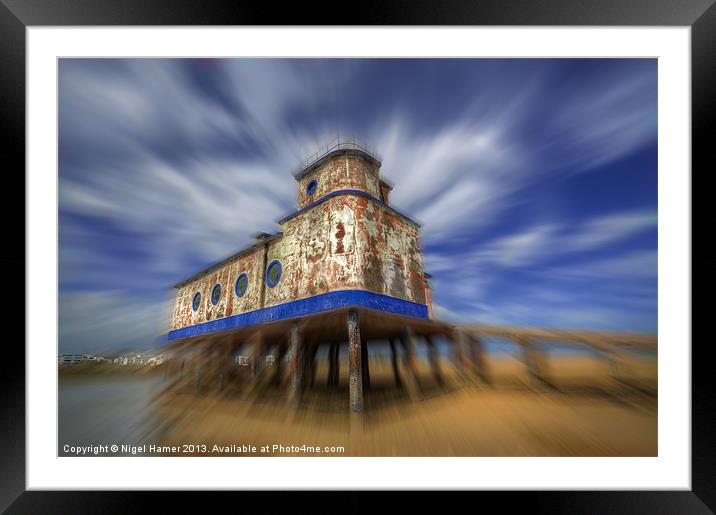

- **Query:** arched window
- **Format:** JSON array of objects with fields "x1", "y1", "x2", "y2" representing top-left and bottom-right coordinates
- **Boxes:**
[
  {"x1": 306, "y1": 179, "x2": 318, "y2": 196},
  {"x1": 211, "y1": 283, "x2": 222, "y2": 305},
  {"x1": 266, "y1": 260, "x2": 282, "y2": 288},
  {"x1": 192, "y1": 292, "x2": 201, "y2": 312},
  {"x1": 235, "y1": 273, "x2": 248, "y2": 297}
]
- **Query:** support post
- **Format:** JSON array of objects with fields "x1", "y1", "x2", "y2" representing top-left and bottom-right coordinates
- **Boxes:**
[
  {"x1": 401, "y1": 327, "x2": 421, "y2": 386},
  {"x1": 451, "y1": 331, "x2": 466, "y2": 377},
  {"x1": 607, "y1": 348, "x2": 635, "y2": 394},
  {"x1": 400, "y1": 327, "x2": 421, "y2": 400},
  {"x1": 333, "y1": 343, "x2": 340, "y2": 386},
  {"x1": 347, "y1": 310, "x2": 364, "y2": 414},
  {"x1": 288, "y1": 325, "x2": 303, "y2": 403},
  {"x1": 308, "y1": 344, "x2": 319, "y2": 387},
  {"x1": 518, "y1": 338, "x2": 553, "y2": 390},
  {"x1": 425, "y1": 335, "x2": 443, "y2": 386},
  {"x1": 272, "y1": 345, "x2": 287, "y2": 386},
  {"x1": 326, "y1": 344, "x2": 334, "y2": 386},
  {"x1": 327, "y1": 342, "x2": 340, "y2": 387},
  {"x1": 467, "y1": 333, "x2": 491, "y2": 385},
  {"x1": 360, "y1": 337, "x2": 371, "y2": 392},
  {"x1": 249, "y1": 332, "x2": 264, "y2": 379},
  {"x1": 388, "y1": 339, "x2": 402, "y2": 387}
]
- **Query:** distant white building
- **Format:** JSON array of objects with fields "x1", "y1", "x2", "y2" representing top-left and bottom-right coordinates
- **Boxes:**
[
  {"x1": 147, "y1": 354, "x2": 165, "y2": 365},
  {"x1": 58, "y1": 354, "x2": 83, "y2": 367}
]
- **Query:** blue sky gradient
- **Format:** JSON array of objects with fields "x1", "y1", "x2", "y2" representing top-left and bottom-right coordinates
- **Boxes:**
[{"x1": 58, "y1": 58, "x2": 657, "y2": 354}]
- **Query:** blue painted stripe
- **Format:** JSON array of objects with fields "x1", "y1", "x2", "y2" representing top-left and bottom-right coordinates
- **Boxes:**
[
  {"x1": 167, "y1": 289, "x2": 429, "y2": 340},
  {"x1": 277, "y1": 189, "x2": 420, "y2": 228}
]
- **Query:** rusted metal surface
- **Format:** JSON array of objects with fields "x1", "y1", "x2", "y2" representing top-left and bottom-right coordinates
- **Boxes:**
[{"x1": 171, "y1": 149, "x2": 433, "y2": 334}]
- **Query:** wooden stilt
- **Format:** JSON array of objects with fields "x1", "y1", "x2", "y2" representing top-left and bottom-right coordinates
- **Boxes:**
[
  {"x1": 332, "y1": 343, "x2": 340, "y2": 386},
  {"x1": 288, "y1": 325, "x2": 303, "y2": 403},
  {"x1": 250, "y1": 351, "x2": 259, "y2": 379},
  {"x1": 327, "y1": 342, "x2": 339, "y2": 387},
  {"x1": 389, "y1": 339, "x2": 402, "y2": 387},
  {"x1": 347, "y1": 310, "x2": 364, "y2": 414},
  {"x1": 400, "y1": 327, "x2": 421, "y2": 387},
  {"x1": 360, "y1": 337, "x2": 371, "y2": 392},
  {"x1": 400, "y1": 327, "x2": 421, "y2": 400},
  {"x1": 451, "y1": 331, "x2": 466, "y2": 377},
  {"x1": 326, "y1": 344, "x2": 334, "y2": 386},
  {"x1": 308, "y1": 344, "x2": 319, "y2": 387},
  {"x1": 425, "y1": 335, "x2": 443, "y2": 386},
  {"x1": 607, "y1": 348, "x2": 638, "y2": 394},
  {"x1": 467, "y1": 333, "x2": 491, "y2": 385},
  {"x1": 272, "y1": 345, "x2": 287, "y2": 386},
  {"x1": 221, "y1": 338, "x2": 235, "y2": 392},
  {"x1": 229, "y1": 340, "x2": 243, "y2": 384},
  {"x1": 518, "y1": 338, "x2": 553, "y2": 389},
  {"x1": 249, "y1": 332, "x2": 264, "y2": 379}
]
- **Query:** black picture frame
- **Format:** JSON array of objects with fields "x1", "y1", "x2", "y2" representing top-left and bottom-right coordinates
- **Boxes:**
[{"x1": 3, "y1": 0, "x2": 711, "y2": 511}]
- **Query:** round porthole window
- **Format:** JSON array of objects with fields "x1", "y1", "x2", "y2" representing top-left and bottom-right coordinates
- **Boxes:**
[
  {"x1": 211, "y1": 283, "x2": 222, "y2": 305},
  {"x1": 192, "y1": 292, "x2": 201, "y2": 311},
  {"x1": 235, "y1": 273, "x2": 248, "y2": 297},
  {"x1": 266, "y1": 260, "x2": 282, "y2": 288},
  {"x1": 306, "y1": 179, "x2": 318, "y2": 196}
]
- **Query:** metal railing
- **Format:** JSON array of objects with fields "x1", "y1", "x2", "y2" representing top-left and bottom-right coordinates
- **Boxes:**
[{"x1": 294, "y1": 136, "x2": 382, "y2": 176}]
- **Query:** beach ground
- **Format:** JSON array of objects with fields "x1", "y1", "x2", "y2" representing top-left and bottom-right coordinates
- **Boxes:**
[{"x1": 148, "y1": 353, "x2": 657, "y2": 457}]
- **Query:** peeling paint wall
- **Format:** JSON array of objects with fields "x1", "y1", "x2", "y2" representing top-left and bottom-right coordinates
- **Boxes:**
[
  {"x1": 172, "y1": 250, "x2": 263, "y2": 330},
  {"x1": 264, "y1": 195, "x2": 362, "y2": 308},
  {"x1": 171, "y1": 150, "x2": 433, "y2": 332},
  {"x1": 351, "y1": 196, "x2": 430, "y2": 306}
]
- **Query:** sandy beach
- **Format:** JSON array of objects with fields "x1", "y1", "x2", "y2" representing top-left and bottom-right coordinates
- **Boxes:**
[{"x1": 147, "y1": 353, "x2": 657, "y2": 457}]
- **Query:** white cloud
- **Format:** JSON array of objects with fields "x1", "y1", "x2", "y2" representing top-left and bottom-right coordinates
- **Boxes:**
[
  {"x1": 565, "y1": 210, "x2": 657, "y2": 251},
  {"x1": 423, "y1": 209, "x2": 656, "y2": 276}
]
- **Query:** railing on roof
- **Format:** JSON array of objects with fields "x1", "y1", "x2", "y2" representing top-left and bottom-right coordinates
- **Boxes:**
[{"x1": 293, "y1": 137, "x2": 383, "y2": 177}]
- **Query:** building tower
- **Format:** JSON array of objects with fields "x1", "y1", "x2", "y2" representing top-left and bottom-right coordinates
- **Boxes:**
[{"x1": 168, "y1": 141, "x2": 433, "y2": 340}]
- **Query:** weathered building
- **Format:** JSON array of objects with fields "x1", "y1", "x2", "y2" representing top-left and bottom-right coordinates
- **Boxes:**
[
  {"x1": 168, "y1": 143, "x2": 433, "y2": 340},
  {"x1": 160, "y1": 142, "x2": 656, "y2": 417}
]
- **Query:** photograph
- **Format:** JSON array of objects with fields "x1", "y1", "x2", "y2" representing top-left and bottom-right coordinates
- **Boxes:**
[{"x1": 57, "y1": 57, "x2": 659, "y2": 458}]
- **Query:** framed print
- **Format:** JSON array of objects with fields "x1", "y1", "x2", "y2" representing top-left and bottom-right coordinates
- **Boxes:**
[{"x1": 4, "y1": 0, "x2": 713, "y2": 511}]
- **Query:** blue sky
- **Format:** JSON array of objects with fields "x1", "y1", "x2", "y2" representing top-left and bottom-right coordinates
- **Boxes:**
[{"x1": 58, "y1": 58, "x2": 657, "y2": 354}]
